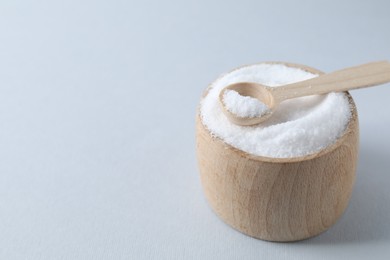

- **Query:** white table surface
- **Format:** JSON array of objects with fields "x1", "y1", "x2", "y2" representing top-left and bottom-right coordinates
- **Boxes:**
[{"x1": 1, "y1": 0, "x2": 390, "y2": 259}]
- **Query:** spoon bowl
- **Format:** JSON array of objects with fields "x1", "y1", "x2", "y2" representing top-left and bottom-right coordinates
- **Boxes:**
[{"x1": 219, "y1": 82, "x2": 276, "y2": 125}]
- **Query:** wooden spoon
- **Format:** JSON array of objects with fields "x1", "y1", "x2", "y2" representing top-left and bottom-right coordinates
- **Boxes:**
[{"x1": 219, "y1": 61, "x2": 390, "y2": 126}]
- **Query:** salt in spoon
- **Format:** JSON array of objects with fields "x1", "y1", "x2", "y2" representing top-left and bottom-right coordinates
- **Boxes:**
[{"x1": 219, "y1": 61, "x2": 390, "y2": 126}]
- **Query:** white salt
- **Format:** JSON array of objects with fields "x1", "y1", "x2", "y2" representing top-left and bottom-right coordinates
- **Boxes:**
[
  {"x1": 200, "y1": 63, "x2": 352, "y2": 158},
  {"x1": 223, "y1": 90, "x2": 270, "y2": 118}
]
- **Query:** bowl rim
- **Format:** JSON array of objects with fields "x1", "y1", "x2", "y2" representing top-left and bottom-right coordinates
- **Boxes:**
[{"x1": 198, "y1": 61, "x2": 359, "y2": 163}]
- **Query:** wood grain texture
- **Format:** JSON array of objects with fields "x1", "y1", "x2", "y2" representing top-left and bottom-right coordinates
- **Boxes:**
[{"x1": 196, "y1": 62, "x2": 359, "y2": 242}]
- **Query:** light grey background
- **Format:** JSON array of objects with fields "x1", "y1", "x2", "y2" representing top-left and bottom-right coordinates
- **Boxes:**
[{"x1": 0, "y1": 0, "x2": 389, "y2": 259}]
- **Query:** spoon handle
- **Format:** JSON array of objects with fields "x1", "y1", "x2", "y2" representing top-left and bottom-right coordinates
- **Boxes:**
[{"x1": 272, "y1": 61, "x2": 390, "y2": 102}]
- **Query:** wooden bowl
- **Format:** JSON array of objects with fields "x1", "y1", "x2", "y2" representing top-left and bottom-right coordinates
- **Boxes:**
[{"x1": 196, "y1": 62, "x2": 359, "y2": 242}]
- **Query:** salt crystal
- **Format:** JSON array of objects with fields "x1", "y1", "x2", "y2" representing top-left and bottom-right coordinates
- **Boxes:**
[
  {"x1": 200, "y1": 63, "x2": 352, "y2": 158},
  {"x1": 223, "y1": 90, "x2": 270, "y2": 118}
]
